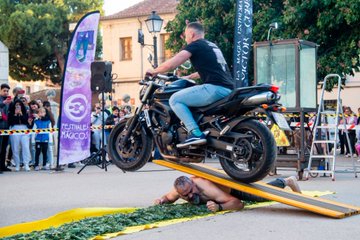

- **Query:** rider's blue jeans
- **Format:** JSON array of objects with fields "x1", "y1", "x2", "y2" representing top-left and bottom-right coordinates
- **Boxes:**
[{"x1": 169, "y1": 84, "x2": 232, "y2": 133}]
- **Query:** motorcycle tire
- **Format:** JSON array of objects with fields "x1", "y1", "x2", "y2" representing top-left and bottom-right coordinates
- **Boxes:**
[
  {"x1": 108, "y1": 118, "x2": 153, "y2": 171},
  {"x1": 219, "y1": 119, "x2": 276, "y2": 183}
]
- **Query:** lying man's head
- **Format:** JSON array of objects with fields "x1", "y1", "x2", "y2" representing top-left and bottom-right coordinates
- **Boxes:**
[{"x1": 174, "y1": 176, "x2": 201, "y2": 204}]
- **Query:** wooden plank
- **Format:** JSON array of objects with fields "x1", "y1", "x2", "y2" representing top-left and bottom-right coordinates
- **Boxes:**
[{"x1": 154, "y1": 160, "x2": 360, "y2": 218}]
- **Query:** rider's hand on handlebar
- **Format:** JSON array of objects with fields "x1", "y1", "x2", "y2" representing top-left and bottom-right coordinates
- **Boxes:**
[{"x1": 145, "y1": 69, "x2": 156, "y2": 80}]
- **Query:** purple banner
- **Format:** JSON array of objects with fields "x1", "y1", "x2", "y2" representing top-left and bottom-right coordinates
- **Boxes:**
[
  {"x1": 58, "y1": 11, "x2": 100, "y2": 165},
  {"x1": 233, "y1": 0, "x2": 253, "y2": 87}
]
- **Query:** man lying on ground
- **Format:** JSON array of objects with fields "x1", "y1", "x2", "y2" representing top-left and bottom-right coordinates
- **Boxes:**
[{"x1": 154, "y1": 176, "x2": 301, "y2": 212}]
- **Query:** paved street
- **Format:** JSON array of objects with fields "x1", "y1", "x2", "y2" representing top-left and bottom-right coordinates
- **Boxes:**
[{"x1": 1, "y1": 157, "x2": 360, "y2": 240}]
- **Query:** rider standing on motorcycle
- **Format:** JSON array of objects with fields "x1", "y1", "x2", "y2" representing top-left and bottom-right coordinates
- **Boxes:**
[{"x1": 146, "y1": 22, "x2": 234, "y2": 147}]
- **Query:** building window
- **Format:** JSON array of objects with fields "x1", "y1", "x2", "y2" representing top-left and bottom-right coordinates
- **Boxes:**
[
  {"x1": 120, "y1": 37, "x2": 132, "y2": 61},
  {"x1": 26, "y1": 86, "x2": 31, "y2": 94},
  {"x1": 160, "y1": 34, "x2": 172, "y2": 63}
]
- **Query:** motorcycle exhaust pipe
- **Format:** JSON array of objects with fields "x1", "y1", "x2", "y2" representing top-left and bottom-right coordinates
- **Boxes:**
[{"x1": 241, "y1": 91, "x2": 277, "y2": 105}]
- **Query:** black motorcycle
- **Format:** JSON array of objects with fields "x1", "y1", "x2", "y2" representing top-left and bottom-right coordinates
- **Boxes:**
[{"x1": 108, "y1": 73, "x2": 288, "y2": 183}]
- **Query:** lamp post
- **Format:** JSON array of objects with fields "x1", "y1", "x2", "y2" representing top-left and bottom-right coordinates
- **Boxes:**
[
  {"x1": 145, "y1": 11, "x2": 163, "y2": 68},
  {"x1": 267, "y1": 22, "x2": 279, "y2": 41}
]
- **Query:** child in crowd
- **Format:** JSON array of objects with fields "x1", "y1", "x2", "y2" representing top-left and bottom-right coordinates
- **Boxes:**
[{"x1": 32, "y1": 108, "x2": 52, "y2": 170}]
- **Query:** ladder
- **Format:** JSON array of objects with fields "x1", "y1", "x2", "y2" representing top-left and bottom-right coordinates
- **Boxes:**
[{"x1": 305, "y1": 74, "x2": 358, "y2": 181}]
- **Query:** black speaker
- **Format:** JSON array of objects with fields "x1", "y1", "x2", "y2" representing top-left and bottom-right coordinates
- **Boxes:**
[{"x1": 91, "y1": 61, "x2": 112, "y2": 92}]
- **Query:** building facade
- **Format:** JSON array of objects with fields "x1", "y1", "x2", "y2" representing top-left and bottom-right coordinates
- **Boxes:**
[
  {"x1": 101, "y1": 0, "x2": 178, "y2": 107},
  {"x1": 100, "y1": 0, "x2": 360, "y2": 112},
  {"x1": 0, "y1": 41, "x2": 9, "y2": 86}
]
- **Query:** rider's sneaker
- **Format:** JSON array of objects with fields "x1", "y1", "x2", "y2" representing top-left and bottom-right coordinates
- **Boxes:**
[{"x1": 177, "y1": 132, "x2": 207, "y2": 148}]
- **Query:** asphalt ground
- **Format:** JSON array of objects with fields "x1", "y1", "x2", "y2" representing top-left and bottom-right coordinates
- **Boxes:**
[{"x1": 1, "y1": 156, "x2": 360, "y2": 240}]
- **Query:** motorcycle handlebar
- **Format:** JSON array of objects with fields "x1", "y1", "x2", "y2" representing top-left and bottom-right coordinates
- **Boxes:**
[{"x1": 143, "y1": 73, "x2": 178, "y2": 83}]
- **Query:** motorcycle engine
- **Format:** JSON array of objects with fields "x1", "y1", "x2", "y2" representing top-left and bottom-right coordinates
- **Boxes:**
[
  {"x1": 161, "y1": 131, "x2": 173, "y2": 145},
  {"x1": 177, "y1": 127, "x2": 188, "y2": 143}
]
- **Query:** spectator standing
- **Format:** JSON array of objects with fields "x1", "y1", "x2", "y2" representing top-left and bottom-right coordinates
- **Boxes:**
[
  {"x1": 36, "y1": 99, "x2": 43, "y2": 108},
  {"x1": 339, "y1": 106, "x2": 347, "y2": 155},
  {"x1": 10, "y1": 87, "x2": 24, "y2": 106},
  {"x1": 91, "y1": 103, "x2": 108, "y2": 150},
  {"x1": 43, "y1": 101, "x2": 56, "y2": 168},
  {"x1": 20, "y1": 96, "x2": 29, "y2": 112},
  {"x1": 8, "y1": 100, "x2": 31, "y2": 171},
  {"x1": 119, "y1": 110, "x2": 126, "y2": 120},
  {"x1": 0, "y1": 83, "x2": 12, "y2": 172},
  {"x1": 32, "y1": 108, "x2": 52, "y2": 170},
  {"x1": 343, "y1": 107, "x2": 357, "y2": 157},
  {"x1": 105, "y1": 106, "x2": 121, "y2": 126},
  {"x1": 43, "y1": 101, "x2": 56, "y2": 127},
  {"x1": 105, "y1": 106, "x2": 120, "y2": 142},
  {"x1": 28, "y1": 100, "x2": 40, "y2": 165}
]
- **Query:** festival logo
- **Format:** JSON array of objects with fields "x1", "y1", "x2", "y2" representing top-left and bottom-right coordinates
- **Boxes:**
[{"x1": 64, "y1": 94, "x2": 88, "y2": 122}]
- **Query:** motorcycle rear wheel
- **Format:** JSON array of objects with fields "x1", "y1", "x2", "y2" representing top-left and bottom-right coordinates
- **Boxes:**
[
  {"x1": 108, "y1": 118, "x2": 153, "y2": 171},
  {"x1": 219, "y1": 119, "x2": 276, "y2": 183}
]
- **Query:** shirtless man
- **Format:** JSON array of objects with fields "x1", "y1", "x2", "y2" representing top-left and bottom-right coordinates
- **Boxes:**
[{"x1": 154, "y1": 176, "x2": 301, "y2": 212}]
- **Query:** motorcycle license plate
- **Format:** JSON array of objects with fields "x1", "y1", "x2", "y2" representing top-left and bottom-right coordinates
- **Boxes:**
[{"x1": 272, "y1": 112, "x2": 291, "y2": 131}]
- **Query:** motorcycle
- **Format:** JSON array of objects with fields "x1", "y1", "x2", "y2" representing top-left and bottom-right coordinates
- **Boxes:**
[{"x1": 108, "y1": 73, "x2": 288, "y2": 183}]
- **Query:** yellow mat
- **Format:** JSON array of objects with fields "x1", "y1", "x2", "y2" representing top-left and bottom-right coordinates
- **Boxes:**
[{"x1": 0, "y1": 191, "x2": 332, "y2": 239}]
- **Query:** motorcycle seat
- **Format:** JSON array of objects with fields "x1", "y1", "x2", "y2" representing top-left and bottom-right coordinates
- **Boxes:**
[{"x1": 194, "y1": 84, "x2": 271, "y2": 113}]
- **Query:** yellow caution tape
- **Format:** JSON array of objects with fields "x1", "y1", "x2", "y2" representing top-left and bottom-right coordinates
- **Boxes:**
[{"x1": 0, "y1": 125, "x2": 115, "y2": 136}]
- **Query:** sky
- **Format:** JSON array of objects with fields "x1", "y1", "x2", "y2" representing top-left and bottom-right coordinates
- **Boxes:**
[{"x1": 103, "y1": 0, "x2": 144, "y2": 16}]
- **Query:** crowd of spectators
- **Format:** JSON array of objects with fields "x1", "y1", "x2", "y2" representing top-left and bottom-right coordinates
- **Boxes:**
[
  {"x1": 0, "y1": 83, "x2": 132, "y2": 173},
  {"x1": 0, "y1": 84, "x2": 56, "y2": 173}
]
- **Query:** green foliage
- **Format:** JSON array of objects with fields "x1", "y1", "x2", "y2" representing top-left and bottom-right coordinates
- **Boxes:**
[
  {"x1": 0, "y1": 0, "x2": 104, "y2": 83},
  {"x1": 166, "y1": 0, "x2": 236, "y2": 72},
  {"x1": 2, "y1": 204, "x2": 211, "y2": 240},
  {"x1": 165, "y1": 0, "x2": 360, "y2": 90}
]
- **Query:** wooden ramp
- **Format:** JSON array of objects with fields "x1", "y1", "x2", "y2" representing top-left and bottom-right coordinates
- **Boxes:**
[{"x1": 153, "y1": 160, "x2": 360, "y2": 219}]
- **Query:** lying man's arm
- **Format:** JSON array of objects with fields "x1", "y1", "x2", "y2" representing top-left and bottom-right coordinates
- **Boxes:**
[
  {"x1": 196, "y1": 178, "x2": 244, "y2": 212},
  {"x1": 154, "y1": 188, "x2": 180, "y2": 205}
]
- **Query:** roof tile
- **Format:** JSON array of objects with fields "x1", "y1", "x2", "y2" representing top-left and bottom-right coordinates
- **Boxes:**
[{"x1": 101, "y1": 0, "x2": 178, "y2": 20}]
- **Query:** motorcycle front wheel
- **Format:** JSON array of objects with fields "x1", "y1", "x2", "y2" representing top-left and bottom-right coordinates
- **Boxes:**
[
  {"x1": 219, "y1": 119, "x2": 276, "y2": 183},
  {"x1": 108, "y1": 118, "x2": 153, "y2": 171}
]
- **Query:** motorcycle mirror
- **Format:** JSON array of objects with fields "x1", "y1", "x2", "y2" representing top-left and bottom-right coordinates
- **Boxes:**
[
  {"x1": 180, "y1": 60, "x2": 192, "y2": 70},
  {"x1": 147, "y1": 53, "x2": 153, "y2": 63}
]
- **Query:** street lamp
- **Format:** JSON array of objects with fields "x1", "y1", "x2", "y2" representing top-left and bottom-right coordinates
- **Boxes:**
[
  {"x1": 145, "y1": 11, "x2": 163, "y2": 68},
  {"x1": 267, "y1": 22, "x2": 279, "y2": 41}
]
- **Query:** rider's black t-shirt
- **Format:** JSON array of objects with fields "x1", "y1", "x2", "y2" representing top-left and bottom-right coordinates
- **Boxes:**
[{"x1": 184, "y1": 39, "x2": 234, "y2": 90}]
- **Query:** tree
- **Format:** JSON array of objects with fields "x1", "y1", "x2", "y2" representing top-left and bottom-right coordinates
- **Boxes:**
[
  {"x1": 0, "y1": 0, "x2": 103, "y2": 83},
  {"x1": 281, "y1": 0, "x2": 360, "y2": 90},
  {"x1": 165, "y1": 0, "x2": 360, "y2": 89}
]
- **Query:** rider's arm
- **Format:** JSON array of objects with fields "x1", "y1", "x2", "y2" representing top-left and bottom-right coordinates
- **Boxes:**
[
  {"x1": 154, "y1": 188, "x2": 180, "y2": 205},
  {"x1": 152, "y1": 50, "x2": 192, "y2": 74}
]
